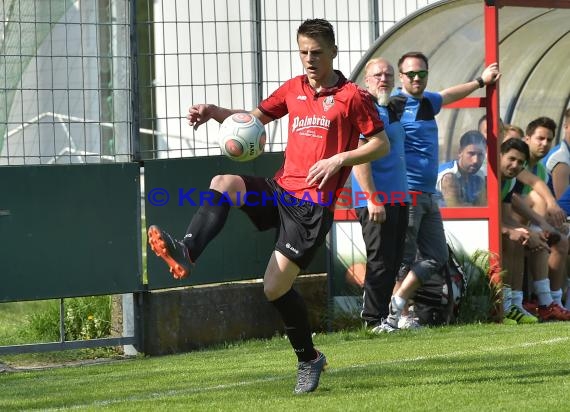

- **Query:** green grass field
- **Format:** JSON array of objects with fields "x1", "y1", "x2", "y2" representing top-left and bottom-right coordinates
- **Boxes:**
[
  {"x1": 1, "y1": 322, "x2": 569, "y2": 411},
  {"x1": 0, "y1": 301, "x2": 51, "y2": 345}
]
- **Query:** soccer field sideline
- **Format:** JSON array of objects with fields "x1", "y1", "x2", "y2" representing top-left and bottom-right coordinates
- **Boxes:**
[{"x1": 15, "y1": 327, "x2": 569, "y2": 411}]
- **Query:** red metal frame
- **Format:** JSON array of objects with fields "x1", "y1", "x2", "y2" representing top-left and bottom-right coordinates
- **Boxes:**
[
  {"x1": 495, "y1": 0, "x2": 570, "y2": 8},
  {"x1": 335, "y1": 5, "x2": 503, "y2": 254},
  {"x1": 484, "y1": 2, "x2": 501, "y2": 259},
  {"x1": 335, "y1": 1, "x2": 568, "y2": 262},
  {"x1": 444, "y1": 0, "x2": 570, "y2": 260},
  {"x1": 334, "y1": 209, "x2": 357, "y2": 220},
  {"x1": 443, "y1": 97, "x2": 486, "y2": 109}
]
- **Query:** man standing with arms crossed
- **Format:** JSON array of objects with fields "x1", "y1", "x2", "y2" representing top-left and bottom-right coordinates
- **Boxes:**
[
  {"x1": 351, "y1": 58, "x2": 410, "y2": 331},
  {"x1": 377, "y1": 51, "x2": 500, "y2": 332}
]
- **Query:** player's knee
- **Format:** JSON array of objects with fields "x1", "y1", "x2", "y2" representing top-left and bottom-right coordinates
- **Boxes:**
[
  {"x1": 263, "y1": 284, "x2": 281, "y2": 301},
  {"x1": 209, "y1": 174, "x2": 230, "y2": 190},
  {"x1": 210, "y1": 174, "x2": 243, "y2": 194}
]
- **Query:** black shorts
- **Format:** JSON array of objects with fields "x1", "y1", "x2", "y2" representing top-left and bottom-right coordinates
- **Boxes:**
[{"x1": 239, "y1": 175, "x2": 333, "y2": 269}]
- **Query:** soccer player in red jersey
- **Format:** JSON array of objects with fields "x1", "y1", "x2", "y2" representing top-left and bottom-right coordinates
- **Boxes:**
[{"x1": 148, "y1": 18, "x2": 389, "y2": 394}]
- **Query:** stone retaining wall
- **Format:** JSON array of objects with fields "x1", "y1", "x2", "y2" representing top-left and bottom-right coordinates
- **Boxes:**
[{"x1": 140, "y1": 274, "x2": 327, "y2": 355}]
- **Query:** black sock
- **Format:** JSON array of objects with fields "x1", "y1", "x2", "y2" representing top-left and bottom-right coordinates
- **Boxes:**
[
  {"x1": 183, "y1": 189, "x2": 230, "y2": 261},
  {"x1": 271, "y1": 289, "x2": 316, "y2": 362}
]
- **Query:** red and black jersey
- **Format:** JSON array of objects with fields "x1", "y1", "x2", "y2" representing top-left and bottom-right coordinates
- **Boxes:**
[{"x1": 258, "y1": 71, "x2": 384, "y2": 208}]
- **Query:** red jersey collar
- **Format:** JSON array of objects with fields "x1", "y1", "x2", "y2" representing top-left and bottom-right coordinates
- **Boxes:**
[{"x1": 303, "y1": 70, "x2": 347, "y2": 97}]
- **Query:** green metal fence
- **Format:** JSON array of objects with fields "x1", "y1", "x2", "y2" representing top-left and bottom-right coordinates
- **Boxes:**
[
  {"x1": 0, "y1": 0, "x2": 435, "y2": 353},
  {"x1": 0, "y1": 163, "x2": 142, "y2": 302}
]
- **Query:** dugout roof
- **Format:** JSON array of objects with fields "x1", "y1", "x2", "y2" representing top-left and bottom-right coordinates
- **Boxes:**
[{"x1": 352, "y1": 0, "x2": 570, "y2": 162}]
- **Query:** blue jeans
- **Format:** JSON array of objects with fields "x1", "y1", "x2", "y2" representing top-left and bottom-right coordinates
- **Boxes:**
[{"x1": 398, "y1": 192, "x2": 448, "y2": 284}]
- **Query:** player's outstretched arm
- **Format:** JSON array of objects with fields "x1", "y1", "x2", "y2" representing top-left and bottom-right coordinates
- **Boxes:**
[
  {"x1": 439, "y1": 62, "x2": 501, "y2": 106},
  {"x1": 187, "y1": 105, "x2": 271, "y2": 130}
]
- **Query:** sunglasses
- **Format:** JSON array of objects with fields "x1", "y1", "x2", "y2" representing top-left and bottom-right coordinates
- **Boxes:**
[{"x1": 402, "y1": 70, "x2": 428, "y2": 80}]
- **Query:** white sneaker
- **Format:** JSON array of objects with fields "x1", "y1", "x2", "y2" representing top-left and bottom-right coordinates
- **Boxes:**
[
  {"x1": 398, "y1": 315, "x2": 422, "y2": 330},
  {"x1": 370, "y1": 319, "x2": 399, "y2": 333}
]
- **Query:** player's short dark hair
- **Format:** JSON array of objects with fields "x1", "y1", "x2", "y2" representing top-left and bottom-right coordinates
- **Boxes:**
[
  {"x1": 459, "y1": 130, "x2": 486, "y2": 150},
  {"x1": 297, "y1": 19, "x2": 335, "y2": 48},
  {"x1": 501, "y1": 136, "x2": 529, "y2": 160},
  {"x1": 525, "y1": 116, "x2": 557, "y2": 137},
  {"x1": 397, "y1": 51, "x2": 429, "y2": 71}
]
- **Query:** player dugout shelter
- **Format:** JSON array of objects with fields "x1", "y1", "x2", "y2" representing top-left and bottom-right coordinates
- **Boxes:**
[{"x1": 346, "y1": 0, "x2": 570, "y2": 260}]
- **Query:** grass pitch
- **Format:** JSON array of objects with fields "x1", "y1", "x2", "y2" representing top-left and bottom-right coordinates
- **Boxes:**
[{"x1": 1, "y1": 322, "x2": 569, "y2": 411}]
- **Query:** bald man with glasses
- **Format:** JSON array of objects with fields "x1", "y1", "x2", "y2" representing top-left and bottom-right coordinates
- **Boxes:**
[{"x1": 350, "y1": 58, "x2": 410, "y2": 331}]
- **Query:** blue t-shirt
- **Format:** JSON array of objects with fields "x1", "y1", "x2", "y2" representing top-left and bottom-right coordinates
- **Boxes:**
[
  {"x1": 436, "y1": 160, "x2": 485, "y2": 206},
  {"x1": 392, "y1": 88, "x2": 443, "y2": 193},
  {"x1": 557, "y1": 185, "x2": 570, "y2": 215},
  {"x1": 351, "y1": 103, "x2": 409, "y2": 208},
  {"x1": 542, "y1": 140, "x2": 570, "y2": 194}
]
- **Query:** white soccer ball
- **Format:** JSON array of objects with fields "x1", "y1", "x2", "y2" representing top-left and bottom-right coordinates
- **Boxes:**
[{"x1": 218, "y1": 113, "x2": 266, "y2": 162}]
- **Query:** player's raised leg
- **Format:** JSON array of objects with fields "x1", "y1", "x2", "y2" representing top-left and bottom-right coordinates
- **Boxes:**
[
  {"x1": 148, "y1": 174, "x2": 246, "y2": 279},
  {"x1": 148, "y1": 225, "x2": 193, "y2": 279}
]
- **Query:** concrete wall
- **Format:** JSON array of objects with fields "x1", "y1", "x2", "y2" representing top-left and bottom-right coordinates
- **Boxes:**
[{"x1": 141, "y1": 274, "x2": 327, "y2": 356}]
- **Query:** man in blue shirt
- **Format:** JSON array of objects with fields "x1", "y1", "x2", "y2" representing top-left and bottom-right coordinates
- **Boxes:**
[
  {"x1": 351, "y1": 58, "x2": 410, "y2": 330},
  {"x1": 543, "y1": 108, "x2": 570, "y2": 210},
  {"x1": 437, "y1": 130, "x2": 486, "y2": 207},
  {"x1": 377, "y1": 51, "x2": 501, "y2": 332}
]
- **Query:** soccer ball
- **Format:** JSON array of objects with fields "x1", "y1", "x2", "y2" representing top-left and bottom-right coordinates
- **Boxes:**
[{"x1": 218, "y1": 113, "x2": 266, "y2": 162}]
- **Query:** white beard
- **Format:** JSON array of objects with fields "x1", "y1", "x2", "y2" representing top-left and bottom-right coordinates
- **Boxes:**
[{"x1": 376, "y1": 90, "x2": 390, "y2": 107}]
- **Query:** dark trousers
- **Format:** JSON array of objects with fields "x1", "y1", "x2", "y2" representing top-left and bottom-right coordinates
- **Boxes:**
[
  {"x1": 357, "y1": 204, "x2": 409, "y2": 326},
  {"x1": 398, "y1": 192, "x2": 448, "y2": 283}
]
